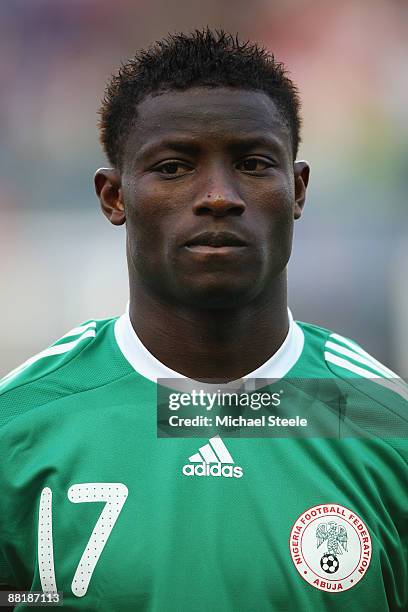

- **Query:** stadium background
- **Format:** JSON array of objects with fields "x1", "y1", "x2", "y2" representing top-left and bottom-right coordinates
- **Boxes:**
[{"x1": 0, "y1": 0, "x2": 407, "y2": 377}]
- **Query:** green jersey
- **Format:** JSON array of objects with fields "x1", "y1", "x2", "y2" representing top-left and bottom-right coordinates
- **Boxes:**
[{"x1": 0, "y1": 310, "x2": 407, "y2": 611}]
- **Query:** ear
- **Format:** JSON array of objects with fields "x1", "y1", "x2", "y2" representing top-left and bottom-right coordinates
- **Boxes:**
[
  {"x1": 293, "y1": 161, "x2": 310, "y2": 220},
  {"x1": 94, "y1": 168, "x2": 126, "y2": 226}
]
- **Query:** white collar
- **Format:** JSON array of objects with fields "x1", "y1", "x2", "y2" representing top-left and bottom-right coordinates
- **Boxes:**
[{"x1": 114, "y1": 305, "x2": 304, "y2": 388}]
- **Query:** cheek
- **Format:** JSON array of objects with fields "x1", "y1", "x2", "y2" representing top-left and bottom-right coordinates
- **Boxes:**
[
  {"x1": 259, "y1": 183, "x2": 295, "y2": 262},
  {"x1": 255, "y1": 181, "x2": 295, "y2": 233},
  {"x1": 269, "y1": 180, "x2": 295, "y2": 213},
  {"x1": 125, "y1": 199, "x2": 174, "y2": 274}
]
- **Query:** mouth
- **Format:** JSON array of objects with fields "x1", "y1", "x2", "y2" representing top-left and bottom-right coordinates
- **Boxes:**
[
  {"x1": 184, "y1": 231, "x2": 248, "y2": 249},
  {"x1": 184, "y1": 244, "x2": 246, "y2": 256}
]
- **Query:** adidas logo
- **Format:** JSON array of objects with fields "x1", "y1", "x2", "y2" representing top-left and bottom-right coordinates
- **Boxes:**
[{"x1": 182, "y1": 435, "x2": 243, "y2": 479}]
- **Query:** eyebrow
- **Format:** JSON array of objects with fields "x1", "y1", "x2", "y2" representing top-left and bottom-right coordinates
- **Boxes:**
[
  {"x1": 137, "y1": 139, "x2": 201, "y2": 161},
  {"x1": 136, "y1": 133, "x2": 284, "y2": 161},
  {"x1": 226, "y1": 135, "x2": 285, "y2": 153}
]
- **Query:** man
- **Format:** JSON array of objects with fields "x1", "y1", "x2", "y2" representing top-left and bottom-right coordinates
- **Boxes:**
[{"x1": 0, "y1": 29, "x2": 406, "y2": 611}]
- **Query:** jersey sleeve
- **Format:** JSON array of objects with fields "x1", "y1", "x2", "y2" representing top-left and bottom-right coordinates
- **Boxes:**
[
  {"x1": 323, "y1": 331, "x2": 408, "y2": 462},
  {"x1": 0, "y1": 321, "x2": 98, "y2": 397}
]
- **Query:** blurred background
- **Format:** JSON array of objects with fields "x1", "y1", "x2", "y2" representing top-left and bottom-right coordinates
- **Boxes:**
[{"x1": 0, "y1": 0, "x2": 407, "y2": 377}]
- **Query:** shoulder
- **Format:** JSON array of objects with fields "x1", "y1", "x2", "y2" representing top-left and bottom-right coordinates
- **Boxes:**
[
  {"x1": 296, "y1": 319, "x2": 407, "y2": 411},
  {"x1": 0, "y1": 316, "x2": 132, "y2": 427},
  {"x1": 0, "y1": 318, "x2": 112, "y2": 393},
  {"x1": 297, "y1": 320, "x2": 406, "y2": 394},
  {"x1": 296, "y1": 320, "x2": 407, "y2": 458}
]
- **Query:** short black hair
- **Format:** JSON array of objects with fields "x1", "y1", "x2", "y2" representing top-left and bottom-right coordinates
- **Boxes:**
[{"x1": 99, "y1": 28, "x2": 302, "y2": 169}]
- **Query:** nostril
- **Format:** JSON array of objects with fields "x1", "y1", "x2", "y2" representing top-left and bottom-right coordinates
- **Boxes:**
[{"x1": 193, "y1": 193, "x2": 246, "y2": 216}]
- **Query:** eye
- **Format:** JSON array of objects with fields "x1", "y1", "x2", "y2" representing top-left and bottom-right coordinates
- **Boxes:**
[
  {"x1": 236, "y1": 157, "x2": 274, "y2": 172},
  {"x1": 155, "y1": 161, "x2": 193, "y2": 176}
]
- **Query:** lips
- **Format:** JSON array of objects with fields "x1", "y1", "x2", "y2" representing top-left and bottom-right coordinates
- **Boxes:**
[{"x1": 184, "y1": 231, "x2": 247, "y2": 248}]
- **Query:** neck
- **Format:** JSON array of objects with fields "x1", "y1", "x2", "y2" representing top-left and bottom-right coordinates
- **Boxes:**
[{"x1": 128, "y1": 273, "x2": 289, "y2": 381}]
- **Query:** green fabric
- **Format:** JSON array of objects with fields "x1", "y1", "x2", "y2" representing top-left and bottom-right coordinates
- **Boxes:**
[{"x1": 0, "y1": 318, "x2": 406, "y2": 611}]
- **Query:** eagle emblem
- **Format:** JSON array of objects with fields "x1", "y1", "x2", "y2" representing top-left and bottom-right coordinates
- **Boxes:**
[{"x1": 316, "y1": 521, "x2": 348, "y2": 555}]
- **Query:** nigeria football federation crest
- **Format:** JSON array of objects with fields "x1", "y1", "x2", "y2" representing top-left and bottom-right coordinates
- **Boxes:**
[{"x1": 289, "y1": 504, "x2": 372, "y2": 592}]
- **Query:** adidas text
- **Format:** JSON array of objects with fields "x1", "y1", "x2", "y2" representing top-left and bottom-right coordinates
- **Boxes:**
[{"x1": 182, "y1": 463, "x2": 243, "y2": 478}]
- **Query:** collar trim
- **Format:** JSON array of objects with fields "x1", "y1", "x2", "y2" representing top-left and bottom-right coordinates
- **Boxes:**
[{"x1": 114, "y1": 306, "x2": 304, "y2": 385}]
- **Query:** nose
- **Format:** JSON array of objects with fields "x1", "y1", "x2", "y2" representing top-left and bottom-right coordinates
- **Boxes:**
[{"x1": 192, "y1": 167, "x2": 246, "y2": 217}]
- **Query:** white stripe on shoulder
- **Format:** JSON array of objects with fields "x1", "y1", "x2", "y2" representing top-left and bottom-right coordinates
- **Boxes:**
[
  {"x1": 324, "y1": 351, "x2": 408, "y2": 401},
  {"x1": 326, "y1": 340, "x2": 396, "y2": 379},
  {"x1": 329, "y1": 333, "x2": 399, "y2": 378},
  {"x1": 59, "y1": 321, "x2": 97, "y2": 340},
  {"x1": 0, "y1": 329, "x2": 96, "y2": 389}
]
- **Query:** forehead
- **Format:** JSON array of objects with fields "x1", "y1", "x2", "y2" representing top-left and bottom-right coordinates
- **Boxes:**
[{"x1": 126, "y1": 87, "x2": 291, "y2": 157}]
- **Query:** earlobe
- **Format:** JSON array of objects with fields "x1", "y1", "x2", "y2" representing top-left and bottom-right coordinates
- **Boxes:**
[
  {"x1": 94, "y1": 168, "x2": 126, "y2": 226},
  {"x1": 293, "y1": 160, "x2": 310, "y2": 220}
]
